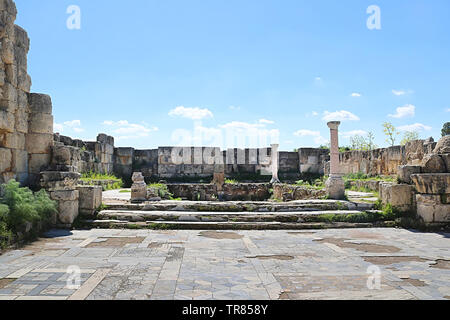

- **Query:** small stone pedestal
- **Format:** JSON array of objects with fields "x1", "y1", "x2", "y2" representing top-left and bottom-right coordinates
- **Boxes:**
[
  {"x1": 325, "y1": 175, "x2": 345, "y2": 200},
  {"x1": 325, "y1": 121, "x2": 345, "y2": 200},
  {"x1": 131, "y1": 172, "x2": 147, "y2": 203}
]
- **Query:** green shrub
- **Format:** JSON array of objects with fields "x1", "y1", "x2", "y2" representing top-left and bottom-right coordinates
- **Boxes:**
[
  {"x1": 80, "y1": 171, "x2": 123, "y2": 190},
  {"x1": 148, "y1": 183, "x2": 176, "y2": 200},
  {"x1": 0, "y1": 180, "x2": 57, "y2": 233},
  {"x1": 225, "y1": 179, "x2": 238, "y2": 184},
  {"x1": 0, "y1": 204, "x2": 11, "y2": 249}
]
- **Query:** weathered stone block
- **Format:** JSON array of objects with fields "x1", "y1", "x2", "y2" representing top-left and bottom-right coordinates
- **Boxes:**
[
  {"x1": 1, "y1": 38, "x2": 14, "y2": 64},
  {"x1": 416, "y1": 194, "x2": 450, "y2": 223},
  {"x1": 50, "y1": 190, "x2": 79, "y2": 201},
  {"x1": 11, "y1": 149, "x2": 27, "y2": 172},
  {"x1": 0, "y1": 147, "x2": 12, "y2": 172},
  {"x1": 28, "y1": 113, "x2": 53, "y2": 134},
  {"x1": 57, "y1": 199, "x2": 79, "y2": 225},
  {"x1": 433, "y1": 136, "x2": 450, "y2": 154},
  {"x1": 28, "y1": 93, "x2": 52, "y2": 114},
  {"x1": 380, "y1": 182, "x2": 414, "y2": 212},
  {"x1": 411, "y1": 173, "x2": 450, "y2": 195},
  {"x1": 0, "y1": 132, "x2": 25, "y2": 149},
  {"x1": 0, "y1": 110, "x2": 14, "y2": 132},
  {"x1": 397, "y1": 165, "x2": 422, "y2": 184},
  {"x1": 441, "y1": 153, "x2": 450, "y2": 173},
  {"x1": 25, "y1": 133, "x2": 53, "y2": 154},
  {"x1": 76, "y1": 186, "x2": 102, "y2": 216},
  {"x1": 28, "y1": 153, "x2": 50, "y2": 174},
  {"x1": 422, "y1": 154, "x2": 446, "y2": 173},
  {"x1": 40, "y1": 171, "x2": 80, "y2": 191},
  {"x1": 14, "y1": 25, "x2": 30, "y2": 50},
  {"x1": 14, "y1": 107, "x2": 28, "y2": 133}
]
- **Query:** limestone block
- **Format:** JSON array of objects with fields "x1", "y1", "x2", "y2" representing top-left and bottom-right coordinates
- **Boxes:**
[
  {"x1": 131, "y1": 182, "x2": 147, "y2": 203},
  {"x1": 51, "y1": 145, "x2": 71, "y2": 165},
  {"x1": 416, "y1": 194, "x2": 450, "y2": 223},
  {"x1": 422, "y1": 154, "x2": 446, "y2": 173},
  {"x1": 325, "y1": 175, "x2": 345, "y2": 200},
  {"x1": 97, "y1": 134, "x2": 114, "y2": 146},
  {"x1": 28, "y1": 153, "x2": 50, "y2": 174},
  {"x1": 0, "y1": 132, "x2": 25, "y2": 149},
  {"x1": 40, "y1": 171, "x2": 80, "y2": 191},
  {"x1": 380, "y1": 183, "x2": 414, "y2": 212},
  {"x1": 17, "y1": 68, "x2": 30, "y2": 92},
  {"x1": 0, "y1": 68, "x2": 4, "y2": 87},
  {"x1": 13, "y1": 46, "x2": 27, "y2": 68},
  {"x1": 1, "y1": 38, "x2": 14, "y2": 64},
  {"x1": 411, "y1": 173, "x2": 450, "y2": 194},
  {"x1": 28, "y1": 113, "x2": 53, "y2": 134},
  {"x1": 17, "y1": 89, "x2": 27, "y2": 108},
  {"x1": 57, "y1": 199, "x2": 79, "y2": 225},
  {"x1": 25, "y1": 133, "x2": 53, "y2": 154},
  {"x1": 76, "y1": 186, "x2": 102, "y2": 216},
  {"x1": 441, "y1": 153, "x2": 450, "y2": 173},
  {"x1": 0, "y1": 110, "x2": 14, "y2": 132},
  {"x1": 50, "y1": 190, "x2": 79, "y2": 201},
  {"x1": 2, "y1": 82, "x2": 17, "y2": 102},
  {"x1": 4, "y1": 63, "x2": 16, "y2": 86},
  {"x1": 13, "y1": 25, "x2": 29, "y2": 51},
  {"x1": 132, "y1": 172, "x2": 145, "y2": 183},
  {"x1": 0, "y1": 147, "x2": 12, "y2": 172},
  {"x1": 433, "y1": 136, "x2": 450, "y2": 154},
  {"x1": 0, "y1": 0, "x2": 17, "y2": 16},
  {"x1": 11, "y1": 149, "x2": 27, "y2": 172},
  {"x1": 28, "y1": 93, "x2": 52, "y2": 114},
  {"x1": 14, "y1": 107, "x2": 28, "y2": 133}
]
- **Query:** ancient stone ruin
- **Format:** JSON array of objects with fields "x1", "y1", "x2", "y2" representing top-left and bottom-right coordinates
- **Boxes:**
[{"x1": 0, "y1": 0, "x2": 448, "y2": 229}]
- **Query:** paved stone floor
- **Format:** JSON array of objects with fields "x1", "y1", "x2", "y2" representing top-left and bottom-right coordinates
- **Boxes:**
[{"x1": 0, "y1": 228, "x2": 449, "y2": 300}]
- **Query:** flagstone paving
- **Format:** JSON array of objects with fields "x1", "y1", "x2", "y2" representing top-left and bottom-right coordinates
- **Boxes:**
[{"x1": 0, "y1": 228, "x2": 449, "y2": 300}]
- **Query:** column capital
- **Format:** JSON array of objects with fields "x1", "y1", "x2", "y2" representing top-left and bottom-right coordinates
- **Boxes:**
[{"x1": 327, "y1": 121, "x2": 341, "y2": 130}]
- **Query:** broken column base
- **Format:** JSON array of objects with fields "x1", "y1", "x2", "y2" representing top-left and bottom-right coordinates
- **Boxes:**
[{"x1": 325, "y1": 175, "x2": 345, "y2": 200}]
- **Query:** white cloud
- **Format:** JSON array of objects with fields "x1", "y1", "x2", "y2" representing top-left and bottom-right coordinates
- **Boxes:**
[
  {"x1": 446, "y1": 108, "x2": 450, "y2": 112},
  {"x1": 169, "y1": 106, "x2": 213, "y2": 120},
  {"x1": 219, "y1": 121, "x2": 265, "y2": 130},
  {"x1": 340, "y1": 130, "x2": 368, "y2": 138},
  {"x1": 312, "y1": 111, "x2": 319, "y2": 116},
  {"x1": 392, "y1": 89, "x2": 406, "y2": 96},
  {"x1": 54, "y1": 120, "x2": 84, "y2": 133},
  {"x1": 229, "y1": 105, "x2": 241, "y2": 111},
  {"x1": 392, "y1": 89, "x2": 414, "y2": 96},
  {"x1": 102, "y1": 120, "x2": 158, "y2": 140},
  {"x1": 294, "y1": 129, "x2": 328, "y2": 145},
  {"x1": 398, "y1": 123, "x2": 432, "y2": 132},
  {"x1": 388, "y1": 104, "x2": 415, "y2": 119},
  {"x1": 351, "y1": 93, "x2": 361, "y2": 97},
  {"x1": 322, "y1": 110, "x2": 360, "y2": 122},
  {"x1": 258, "y1": 119, "x2": 275, "y2": 125},
  {"x1": 54, "y1": 123, "x2": 64, "y2": 132}
]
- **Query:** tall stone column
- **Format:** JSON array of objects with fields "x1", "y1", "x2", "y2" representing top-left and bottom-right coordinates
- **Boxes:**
[
  {"x1": 325, "y1": 121, "x2": 345, "y2": 199},
  {"x1": 270, "y1": 144, "x2": 280, "y2": 184}
]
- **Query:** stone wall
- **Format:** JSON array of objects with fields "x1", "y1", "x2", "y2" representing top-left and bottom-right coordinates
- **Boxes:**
[
  {"x1": 337, "y1": 139, "x2": 437, "y2": 176},
  {"x1": 0, "y1": 0, "x2": 53, "y2": 187}
]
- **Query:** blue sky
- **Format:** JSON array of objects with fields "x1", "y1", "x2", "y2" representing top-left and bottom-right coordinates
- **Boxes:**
[{"x1": 15, "y1": 0, "x2": 450, "y2": 150}]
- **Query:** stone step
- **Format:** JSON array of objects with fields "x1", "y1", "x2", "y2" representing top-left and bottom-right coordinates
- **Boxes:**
[
  {"x1": 81, "y1": 219, "x2": 396, "y2": 230},
  {"x1": 96, "y1": 210, "x2": 382, "y2": 223},
  {"x1": 103, "y1": 200, "x2": 374, "y2": 213}
]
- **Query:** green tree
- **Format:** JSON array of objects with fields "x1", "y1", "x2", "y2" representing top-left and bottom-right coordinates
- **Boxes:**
[
  {"x1": 349, "y1": 132, "x2": 378, "y2": 151},
  {"x1": 400, "y1": 131, "x2": 419, "y2": 145},
  {"x1": 382, "y1": 122, "x2": 399, "y2": 146},
  {"x1": 442, "y1": 122, "x2": 450, "y2": 137}
]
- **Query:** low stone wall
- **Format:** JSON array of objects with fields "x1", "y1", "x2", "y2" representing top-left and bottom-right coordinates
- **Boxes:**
[
  {"x1": 347, "y1": 180, "x2": 382, "y2": 192},
  {"x1": 167, "y1": 183, "x2": 271, "y2": 201},
  {"x1": 272, "y1": 184, "x2": 326, "y2": 201}
]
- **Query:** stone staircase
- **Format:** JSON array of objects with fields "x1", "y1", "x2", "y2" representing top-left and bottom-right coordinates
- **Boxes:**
[{"x1": 81, "y1": 200, "x2": 395, "y2": 230}]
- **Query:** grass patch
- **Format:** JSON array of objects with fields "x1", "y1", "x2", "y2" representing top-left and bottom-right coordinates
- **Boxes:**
[
  {"x1": 80, "y1": 171, "x2": 123, "y2": 191},
  {"x1": 119, "y1": 189, "x2": 131, "y2": 193},
  {"x1": 225, "y1": 179, "x2": 238, "y2": 184}
]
